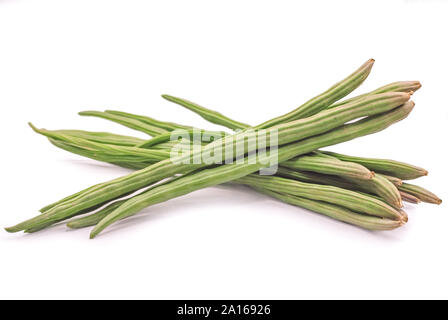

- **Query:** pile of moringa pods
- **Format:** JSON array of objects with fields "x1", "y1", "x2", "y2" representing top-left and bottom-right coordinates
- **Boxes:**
[{"x1": 6, "y1": 59, "x2": 442, "y2": 238}]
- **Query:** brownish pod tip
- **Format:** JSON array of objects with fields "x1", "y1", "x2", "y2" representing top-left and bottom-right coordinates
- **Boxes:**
[{"x1": 399, "y1": 210, "x2": 409, "y2": 223}]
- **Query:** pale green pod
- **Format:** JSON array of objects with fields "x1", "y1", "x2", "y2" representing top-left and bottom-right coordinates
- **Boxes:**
[
  {"x1": 399, "y1": 191, "x2": 421, "y2": 204},
  {"x1": 398, "y1": 183, "x2": 442, "y2": 205},
  {"x1": 88, "y1": 102, "x2": 414, "y2": 238},
  {"x1": 162, "y1": 81, "x2": 419, "y2": 133},
  {"x1": 67, "y1": 200, "x2": 127, "y2": 229},
  {"x1": 30, "y1": 125, "x2": 169, "y2": 165},
  {"x1": 33, "y1": 95, "x2": 408, "y2": 222},
  {"x1": 255, "y1": 188, "x2": 404, "y2": 231},
  {"x1": 161, "y1": 95, "x2": 249, "y2": 131},
  {"x1": 378, "y1": 174, "x2": 403, "y2": 187},
  {"x1": 53, "y1": 129, "x2": 145, "y2": 146},
  {"x1": 254, "y1": 59, "x2": 375, "y2": 128},
  {"x1": 320, "y1": 151, "x2": 428, "y2": 180},
  {"x1": 344, "y1": 174, "x2": 403, "y2": 208},
  {"x1": 282, "y1": 153, "x2": 373, "y2": 180},
  {"x1": 163, "y1": 59, "x2": 375, "y2": 130},
  {"x1": 329, "y1": 81, "x2": 421, "y2": 108},
  {"x1": 78, "y1": 111, "x2": 168, "y2": 136},
  {"x1": 105, "y1": 110, "x2": 192, "y2": 131},
  {"x1": 236, "y1": 175, "x2": 401, "y2": 220}
]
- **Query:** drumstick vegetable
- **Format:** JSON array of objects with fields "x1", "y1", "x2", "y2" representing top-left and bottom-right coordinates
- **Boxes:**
[
  {"x1": 78, "y1": 111, "x2": 168, "y2": 136},
  {"x1": 7, "y1": 58, "x2": 441, "y2": 239},
  {"x1": 255, "y1": 189, "x2": 404, "y2": 231},
  {"x1": 163, "y1": 59, "x2": 375, "y2": 130},
  {"x1": 89, "y1": 101, "x2": 414, "y2": 238},
  {"x1": 398, "y1": 183, "x2": 442, "y2": 204},
  {"x1": 161, "y1": 80, "x2": 418, "y2": 131},
  {"x1": 319, "y1": 151, "x2": 428, "y2": 180},
  {"x1": 399, "y1": 191, "x2": 421, "y2": 204},
  {"x1": 6, "y1": 99, "x2": 414, "y2": 234}
]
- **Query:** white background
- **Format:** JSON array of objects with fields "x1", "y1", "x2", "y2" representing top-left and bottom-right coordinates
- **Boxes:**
[{"x1": 1, "y1": 0, "x2": 447, "y2": 299}]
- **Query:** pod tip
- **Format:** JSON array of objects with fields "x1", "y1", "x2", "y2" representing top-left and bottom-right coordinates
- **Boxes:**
[
  {"x1": 398, "y1": 210, "x2": 408, "y2": 224},
  {"x1": 66, "y1": 222, "x2": 75, "y2": 229},
  {"x1": 415, "y1": 81, "x2": 422, "y2": 90},
  {"x1": 4, "y1": 226, "x2": 19, "y2": 233},
  {"x1": 28, "y1": 122, "x2": 39, "y2": 132},
  {"x1": 362, "y1": 58, "x2": 375, "y2": 70}
]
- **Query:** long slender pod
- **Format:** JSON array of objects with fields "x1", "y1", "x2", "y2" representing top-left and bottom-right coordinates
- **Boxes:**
[
  {"x1": 315, "y1": 152, "x2": 403, "y2": 207},
  {"x1": 52, "y1": 130, "x2": 146, "y2": 146},
  {"x1": 399, "y1": 191, "x2": 421, "y2": 204},
  {"x1": 104, "y1": 110, "x2": 193, "y2": 131},
  {"x1": 224, "y1": 59, "x2": 374, "y2": 129},
  {"x1": 78, "y1": 111, "x2": 168, "y2": 136},
  {"x1": 163, "y1": 59, "x2": 375, "y2": 130},
  {"x1": 67, "y1": 185, "x2": 404, "y2": 231},
  {"x1": 8, "y1": 93, "x2": 410, "y2": 231},
  {"x1": 6, "y1": 100, "x2": 413, "y2": 234},
  {"x1": 398, "y1": 183, "x2": 442, "y2": 204},
  {"x1": 236, "y1": 175, "x2": 401, "y2": 219},
  {"x1": 379, "y1": 174, "x2": 403, "y2": 187},
  {"x1": 39, "y1": 133, "x2": 403, "y2": 224},
  {"x1": 277, "y1": 166, "x2": 401, "y2": 208},
  {"x1": 282, "y1": 153, "x2": 373, "y2": 180},
  {"x1": 136, "y1": 129, "x2": 226, "y2": 149},
  {"x1": 329, "y1": 81, "x2": 421, "y2": 108},
  {"x1": 162, "y1": 80, "x2": 419, "y2": 131},
  {"x1": 48, "y1": 134, "x2": 375, "y2": 183},
  {"x1": 39, "y1": 135, "x2": 402, "y2": 228},
  {"x1": 45, "y1": 130, "x2": 375, "y2": 183},
  {"x1": 320, "y1": 151, "x2": 428, "y2": 180},
  {"x1": 44, "y1": 130, "x2": 402, "y2": 210},
  {"x1": 66, "y1": 200, "x2": 127, "y2": 229},
  {"x1": 89, "y1": 101, "x2": 415, "y2": 238},
  {"x1": 255, "y1": 188, "x2": 404, "y2": 231},
  {"x1": 30, "y1": 125, "x2": 169, "y2": 164},
  {"x1": 15, "y1": 93, "x2": 409, "y2": 221},
  {"x1": 159, "y1": 95, "x2": 249, "y2": 131},
  {"x1": 344, "y1": 174, "x2": 403, "y2": 208}
]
